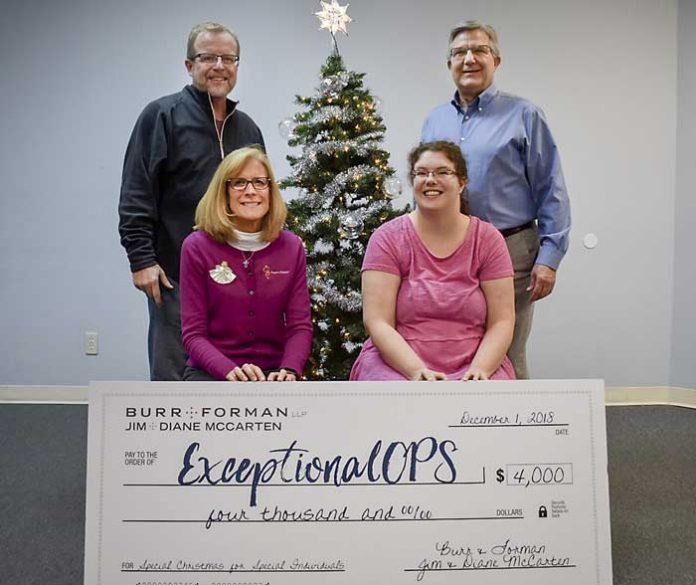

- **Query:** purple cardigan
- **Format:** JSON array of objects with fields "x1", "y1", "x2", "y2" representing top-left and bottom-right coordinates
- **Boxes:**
[{"x1": 180, "y1": 230, "x2": 313, "y2": 380}]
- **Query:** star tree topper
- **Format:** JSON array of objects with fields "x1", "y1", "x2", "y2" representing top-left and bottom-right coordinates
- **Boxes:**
[{"x1": 315, "y1": 0, "x2": 352, "y2": 35}]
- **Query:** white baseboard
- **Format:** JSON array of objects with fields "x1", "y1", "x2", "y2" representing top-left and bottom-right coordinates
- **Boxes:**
[
  {"x1": 0, "y1": 385, "x2": 89, "y2": 404},
  {"x1": 1, "y1": 384, "x2": 695, "y2": 408}
]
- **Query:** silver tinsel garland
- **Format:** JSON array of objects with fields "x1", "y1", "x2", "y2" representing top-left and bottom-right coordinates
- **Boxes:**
[
  {"x1": 310, "y1": 278, "x2": 362, "y2": 312},
  {"x1": 293, "y1": 138, "x2": 382, "y2": 177},
  {"x1": 311, "y1": 128, "x2": 381, "y2": 144},
  {"x1": 295, "y1": 164, "x2": 385, "y2": 211},
  {"x1": 322, "y1": 164, "x2": 380, "y2": 200},
  {"x1": 301, "y1": 199, "x2": 391, "y2": 243},
  {"x1": 313, "y1": 239, "x2": 335, "y2": 254},
  {"x1": 338, "y1": 238, "x2": 363, "y2": 252},
  {"x1": 319, "y1": 73, "x2": 352, "y2": 96},
  {"x1": 307, "y1": 104, "x2": 363, "y2": 127},
  {"x1": 304, "y1": 210, "x2": 334, "y2": 233}
]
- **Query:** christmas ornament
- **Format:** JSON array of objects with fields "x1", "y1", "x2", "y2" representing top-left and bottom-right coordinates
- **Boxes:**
[
  {"x1": 278, "y1": 118, "x2": 297, "y2": 140},
  {"x1": 383, "y1": 177, "x2": 403, "y2": 198},
  {"x1": 341, "y1": 213, "x2": 363, "y2": 240}
]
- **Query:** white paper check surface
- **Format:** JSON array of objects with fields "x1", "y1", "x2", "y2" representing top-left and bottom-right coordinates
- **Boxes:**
[{"x1": 84, "y1": 379, "x2": 613, "y2": 584}]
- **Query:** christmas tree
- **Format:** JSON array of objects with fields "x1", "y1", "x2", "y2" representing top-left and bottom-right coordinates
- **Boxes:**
[{"x1": 280, "y1": 6, "x2": 407, "y2": 380}]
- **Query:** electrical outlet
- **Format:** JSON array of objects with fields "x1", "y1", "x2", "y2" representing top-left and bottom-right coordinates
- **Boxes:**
[{"x1": 85, "y1": 331, "x2": 99, "y2": 355}]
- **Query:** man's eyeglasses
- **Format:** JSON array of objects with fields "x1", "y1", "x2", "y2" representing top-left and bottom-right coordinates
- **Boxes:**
[
  {"x1": 226, "y1": 177, "x2": 271, "y2": 191},
  {"x1": 412, "y1": 168, "x2": 458, "y2": 180},
  {"x1": 192, "y1": 53, "x2": 240, "y2": 66},
  {"x1": 449, "y1": 45, "x2": 493, "y2": 60}
]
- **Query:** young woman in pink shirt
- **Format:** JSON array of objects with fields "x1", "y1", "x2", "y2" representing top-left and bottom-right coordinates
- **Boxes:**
[{"x1": 351, "y1": 141, "x2": 515, "y2": 381}]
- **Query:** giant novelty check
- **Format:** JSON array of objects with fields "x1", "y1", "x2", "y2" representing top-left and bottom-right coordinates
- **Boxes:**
[{"x1": 84, "y1": 380, "x2": 612, "y2": 584}]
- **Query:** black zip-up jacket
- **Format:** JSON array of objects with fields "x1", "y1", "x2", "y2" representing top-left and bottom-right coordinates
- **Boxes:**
[{"x1": 118, "y1": 84, "x2": 265, "y2": 280}]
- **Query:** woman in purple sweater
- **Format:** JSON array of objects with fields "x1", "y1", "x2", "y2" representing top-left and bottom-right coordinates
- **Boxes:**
[{"x1": 180, "y1": 147, "x2": 312, "y2": 382}]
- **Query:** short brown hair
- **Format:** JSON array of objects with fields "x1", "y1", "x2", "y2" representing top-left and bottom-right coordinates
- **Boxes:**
[
  {"x1": 448, "y1": 20, "x2": 500, "y2": 61},
  {"x1": 194, "y1": 146, "x2": 287, "y2": 242},
  {"x1": 408, "y1": 141, "x2": 469, "y2": 214},
  {"x1": 187, "y1": 22, "x2": 240, "y2": 59}
]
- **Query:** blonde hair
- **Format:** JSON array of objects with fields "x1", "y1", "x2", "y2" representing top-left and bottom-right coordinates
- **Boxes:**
[{"x1": 194, "y1": 146, "x2": 287, "y2": 242}]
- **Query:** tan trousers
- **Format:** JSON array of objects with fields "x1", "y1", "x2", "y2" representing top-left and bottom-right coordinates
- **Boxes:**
[{"x1": 503, "y1": 226, "x2": 539, "y2": 379}]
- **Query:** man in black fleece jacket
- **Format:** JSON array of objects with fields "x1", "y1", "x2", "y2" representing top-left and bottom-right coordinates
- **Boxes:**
[{"x1": 118, "y1": 22, "x2": 265, "y2": 380}]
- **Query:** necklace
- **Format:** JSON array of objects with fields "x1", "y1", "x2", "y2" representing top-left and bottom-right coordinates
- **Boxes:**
[{"x1": 242, "y1": 250, "x2": 255, "y2": 268}]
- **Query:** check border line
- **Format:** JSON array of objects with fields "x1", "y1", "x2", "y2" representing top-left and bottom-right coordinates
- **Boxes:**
[{"x1": 122, "y1": 516, "x2": 524, "y2": 523}]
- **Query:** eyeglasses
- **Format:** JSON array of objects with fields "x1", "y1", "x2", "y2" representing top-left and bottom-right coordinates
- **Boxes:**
[
  {"x1": 226, "y1": 177, "x2": 271, "y2": 191},
  {"x1": 449, "y1": 45, "x2": 493, "y2": 60},
  {"x1": 192, "y1": 53, "x2": 240, "y2": 66},
  {"x1": 411, "y1": 168, "x2": 458, "y2": 180}
]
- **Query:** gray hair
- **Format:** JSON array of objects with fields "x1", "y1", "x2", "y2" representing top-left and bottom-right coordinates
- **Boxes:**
[
  {"x1": 448, "y1": 20, "x2": 500, "y2": 59},
  {"x1": 187, "y1": 22, "x2": 240, "y2": 59}
]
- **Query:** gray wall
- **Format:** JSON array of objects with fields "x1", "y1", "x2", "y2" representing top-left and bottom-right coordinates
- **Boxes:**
[
  {"x1": 0, "y1": 0, "x2": 688, "y2": 387},
  {"x1": 671, "y1": 0, "x2": 696, "y2": 387}
]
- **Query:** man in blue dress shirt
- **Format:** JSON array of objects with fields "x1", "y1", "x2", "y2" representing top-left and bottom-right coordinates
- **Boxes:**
[{"x1": 421, "y1": 21, "x2": 571, "y2": 379}]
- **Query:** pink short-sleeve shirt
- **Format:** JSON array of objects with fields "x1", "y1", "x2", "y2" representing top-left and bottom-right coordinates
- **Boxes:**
[{"x1": 351, "y1": 215, "x2": 514, "y2": 380}]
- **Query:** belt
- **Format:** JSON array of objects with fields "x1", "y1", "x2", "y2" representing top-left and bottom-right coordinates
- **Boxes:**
[{"x1": 500, "y1": 221, "x2": 535, "y2": 238}]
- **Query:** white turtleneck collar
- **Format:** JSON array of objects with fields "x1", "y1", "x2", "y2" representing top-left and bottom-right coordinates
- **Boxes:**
[{"x1": 227, "y1": 230, "x2": 271, "y2": 252}]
